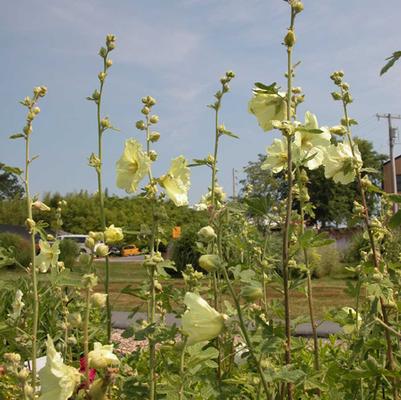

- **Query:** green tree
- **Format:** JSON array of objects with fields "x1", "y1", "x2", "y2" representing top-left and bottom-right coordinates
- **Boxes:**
[{"x1": 0, "y1": 163, "x2": 24, "y2": 200}]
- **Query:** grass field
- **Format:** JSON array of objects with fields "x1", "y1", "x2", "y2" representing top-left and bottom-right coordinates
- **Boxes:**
[{"x1": 0, "y1": 261, "x2": 355, "y2": 318}]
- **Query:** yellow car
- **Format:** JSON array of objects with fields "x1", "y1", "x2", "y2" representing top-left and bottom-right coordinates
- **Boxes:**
[{"x1": 121, "y1": 245, "x2": 140, "y2": 257}]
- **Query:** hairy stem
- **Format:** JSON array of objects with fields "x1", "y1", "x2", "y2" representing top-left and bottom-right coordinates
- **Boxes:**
[
  {"x1": 178, "y1": 337, "x2": 188, "y2": 400},
  {"x1": 341, "y1": 96, "x2": 398, "y2": 399},
  {"x1": 83, "y1": 287, "x2": 91, "y2": 388},
  {"x1": 25, "y1": 126, "x2": 39, "y2": 391},
  {"x1": 96, "y1": 53, "x2": 112, "y2": 342},
  {"x1": 282, "y1": 9, "x2": 296, "y2": 400}
]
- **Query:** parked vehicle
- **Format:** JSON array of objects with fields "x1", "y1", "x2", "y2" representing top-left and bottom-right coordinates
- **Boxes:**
[
  {"x1": 121, "y1": 244, "x2": 140, "y2": 257},
  {"x1": 56, "y1": 234, "x2": 103, "y2": 254}
]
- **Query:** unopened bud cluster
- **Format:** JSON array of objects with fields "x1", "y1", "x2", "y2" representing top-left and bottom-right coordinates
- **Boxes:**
[
  {"x1": 330, "y1": 71, "x2": 353, "y2": 105},
  {"x1": 210, "y1": 71, "x2": 236, "y2": 110}
]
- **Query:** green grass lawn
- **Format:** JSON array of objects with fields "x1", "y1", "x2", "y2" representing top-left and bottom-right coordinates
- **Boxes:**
[{"x1": 0, "y1": 261, "x2": 355, "y2": 318}]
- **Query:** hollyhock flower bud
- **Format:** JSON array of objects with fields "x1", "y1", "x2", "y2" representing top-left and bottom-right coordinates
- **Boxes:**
[
  {"x1": 135, "y1": 120, "x2": 146, "y2": 130},
  {"x1": 91, "y1": 293, "x2": 108, "y2": 308},
  {"x1": 104, "y1": 224, "x2": 124, "y2": 244},
  {"x1": 199, "y1": 254, "x2": 221, "y2": 272},
  {"x1": 96, "y1": 244, "x2": 109, "y2": 257},
  {"x1": 241, "y1": 285, "x2": 263, "y2": 301},
  {"x1": 149, "y1": 131, "x2": 160, "y2": 142},
  {"x1": 197, "y1": 226, "x2": 217, "y2": 242},
  {"x1": 149, "y1": 115, "x2": 159, "y2": 124},
  {"x1": 32, "y1": 200, "x2": 51, "y2": 211},
  {"x1": 88, "y1": 343, "x2": 119, "y2": 369},
  {"x1": 284, "y1": 30, "x2": 296, "y2": 47},
  {"x1": 149, "y1": 150, "x2": 158, "y2": 161}
]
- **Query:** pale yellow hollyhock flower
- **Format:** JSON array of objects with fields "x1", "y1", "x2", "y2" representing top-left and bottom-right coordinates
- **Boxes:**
[
  {"x1": 159, "y1": 156, "x2": 190, "y2": 207},
  {"x1": 35, "y1": 240, "x2": 60, "y2": 273},
  {"x1": 88, "y1": 343, "x2": 119, "y2": 369},
  {"x1": 293, "y1": 111, "x2": 331, "y2": 170},
  {"x1": 104, "y1": 224, "x2": 124, "y2": 244},
  {"x1": 116, "y1": 138, "x2": 151, "y2": 193},
  {"x1": 261, "y1": 138, "x2": 289, "y2": 173},
  {"x1": 248, "y1": 92, "x2": 287, "y2": 132},
  {"x1": 91, "y1": 293, "x2": 108, "y2": 308},
  {"x1": 323, "y1": 142, "x2": 362, "y2": 185},
  {"x1": 38, "y1": 336, "x2": 81, "y2": 400},
  {"x1": 8, "y1": 289, "x2": 24, "y2": 320},
  {"x1": 182, "y1": 292, "x2": 226, "y2": 345}
]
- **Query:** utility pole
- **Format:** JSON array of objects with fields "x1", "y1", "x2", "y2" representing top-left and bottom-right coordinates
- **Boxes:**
[
  {"x1": 377, "y1": 113, "x2": 401, "y2": 212},
  {"x1": 232, "y1": 168, "x2": 237, "y2": 200}
]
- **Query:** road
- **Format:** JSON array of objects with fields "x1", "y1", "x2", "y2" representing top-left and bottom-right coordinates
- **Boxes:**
[{"x1": 111, "y1": 311, "x2": 341, "y2": 338}]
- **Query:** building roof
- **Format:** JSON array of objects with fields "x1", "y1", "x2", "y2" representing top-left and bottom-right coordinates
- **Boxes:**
[{"x1": 383, "y1": 154, "x2": 401, "y2": 166}]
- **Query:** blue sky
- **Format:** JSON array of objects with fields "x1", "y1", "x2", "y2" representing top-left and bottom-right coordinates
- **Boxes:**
[{"x1": 1, "y1": 0, "x2": 401, "y2": 203}]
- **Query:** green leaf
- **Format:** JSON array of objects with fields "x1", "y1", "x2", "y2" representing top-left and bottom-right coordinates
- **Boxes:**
[
  {"x1": 380, "y1": 51, "x2": 401, "y2": 75},
  {"x1": 9, "y1": 133, "x2": 25, "y2": 140},
  {"x1": 188, "y1": 158, "x2": 211, "y2": 168},
  {"x1": 387, "y1": 194, "x2": 401, "y2": 204},
  {"x1": 253, "y1": 82, "x2": 279, "y2": 94},
  {"x1": 296, "y1": 128, "x2": 323, "y2": 134},
  {"x1": 3, "y1": 166, "x2": 23, "y2": 176},
  {"x1": 361, "y1": 167, "x2": 379, "y2": 174},
  {"x1": 389, "y1": 209, "x2": 401, "y2": 229},
  {"x1": 221, "y1": 130, "x2": 239, "y2": 139},
  {"x1": 299, "y1": 230, "x2": 335, "y2": 249}
]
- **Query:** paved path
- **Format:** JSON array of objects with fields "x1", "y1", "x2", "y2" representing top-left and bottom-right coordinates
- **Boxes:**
[{"x1": 112, "y1": 311, "x2": 341, "y2": 338}]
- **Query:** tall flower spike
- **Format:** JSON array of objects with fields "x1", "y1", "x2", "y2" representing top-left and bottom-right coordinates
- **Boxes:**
[
  {"x1": 159, "y1": 156, "x2": 190, "y2": 207},
  {"x1": 181, "y1": 292, "x2": 226, "y2": 345},
  {"x1": 116, "y1": 138, "x2": 151, "y2": 193},
  {"x1": 38, "y1": 336, "x2": 81, "y2": 400}
]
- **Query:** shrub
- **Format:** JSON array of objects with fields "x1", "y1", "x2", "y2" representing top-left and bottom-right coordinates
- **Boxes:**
[
  {"x1": 59, "y1": 239, "x2": 80, "y2": 270},
  {"x1": 171, "y1": 226, "x2": 203, "y2": 275},
  {"x1": 342, "y1": 232, "x2": 369, "y2": 264},
  {"x1": 0, "y1": 232, "x2": 31, "y2": 268},
  {"x1": 312, "y1": 245, "x2": 342, "y2": 278}
]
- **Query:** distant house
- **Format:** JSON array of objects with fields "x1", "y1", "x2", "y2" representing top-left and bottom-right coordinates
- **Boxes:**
[{"x1": 383, "y1": 155, "x2": 401, "y2": 193}]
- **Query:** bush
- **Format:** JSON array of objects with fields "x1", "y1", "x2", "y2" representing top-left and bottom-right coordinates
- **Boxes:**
[
  {"x1": 59, "y1": 239, "x2": 80, "y2": 270},
  {"x1": 0, "y1": 232, "x2": 31, "y2": 268},
  {"x1": 342, "y1": 232, "x2": 369, "y2": 264},
  {"x1": 312, "y1": 245, "x2": 342, "y2": 278},
  {"x1": 171, "y1": 226, "x2": 203, "y2": 275}
]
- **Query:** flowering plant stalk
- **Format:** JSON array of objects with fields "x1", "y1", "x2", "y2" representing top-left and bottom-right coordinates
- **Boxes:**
[
  {"x1": 88, "y1": 34, "x2": 117, "y2": 342},
  {"x1": 331, "y1": 72, "x2": 399, "y2": 398},
  {"x1": 282, "y1": 4, "x2": 302, "y2": 399},
  {"x1": 11, "y1": 85, "x2": 48, "y2": 391},
  {"x1": 201, "y1": 71, "x2": 270, "y2": 397}
]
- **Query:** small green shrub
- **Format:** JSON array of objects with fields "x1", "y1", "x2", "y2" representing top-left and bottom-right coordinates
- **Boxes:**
[
  {"x1": 342, "y1": 231, "x2": 369, "y2": 264},
  {"x1": 0, "y1": 232, "x2": 31, "y2": 268},
  {"x1": 172, "y1": 226, "x2": 203, "y2": 275},
  {"x1": 313, "y1": 245, "x2": 342, "y2": 278},
  {"x1": 59, "y1": 239, "x2": 80, "y2": 270}
]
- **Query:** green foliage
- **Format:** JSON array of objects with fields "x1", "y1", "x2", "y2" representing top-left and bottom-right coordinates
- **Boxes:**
[
  {"x1": 0, "y1": 163, "x2": 24, "y2": 200},
  {"x1": 58, "y1": 239, "x2": 79, "y2": 270},
  {"x1": 313, "y1": 245, "x2": 342, "y2": 278},
  {"x1": 380, "y1": 50, "x2": 401, "y2": 75},
  {"x1": 0, "y1": 232, "x2": 31, "y2": 268},
  {"x1": 343, "y1": 231, "x2": 369, "y2": 264},
  {"x1": 171, "y1": 224, "x2": 204, "y2": 274}
]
